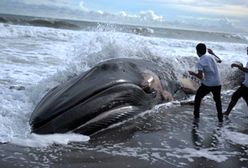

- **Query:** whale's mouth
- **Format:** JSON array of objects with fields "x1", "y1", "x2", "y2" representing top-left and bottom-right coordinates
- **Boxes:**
[
  {"x1": 29, "y1": 59, "x2": 161, "y2": 135},
  {"x1": 30, "y1": 81, "x2": 154, "y2": 135},
  {"x1": 72, "y1": 82, "x2": 155, "y2": 135}
]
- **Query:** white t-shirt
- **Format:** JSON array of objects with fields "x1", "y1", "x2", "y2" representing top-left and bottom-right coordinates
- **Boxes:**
[
  {"x1": 242, "y1": 62, "x2": 248, "y2": 87},
  {"x1": 196, "y1": 54, "x2": 221, "y2": 86}
]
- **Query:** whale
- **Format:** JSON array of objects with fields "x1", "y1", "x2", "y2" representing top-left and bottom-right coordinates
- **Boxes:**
[{"x1": 29, "y1": 58, "x2": 178, "y2": 136}]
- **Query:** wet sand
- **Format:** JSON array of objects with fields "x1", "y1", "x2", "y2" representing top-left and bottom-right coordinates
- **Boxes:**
[{"x1": 1, "y1": 93, "x2": 248, "y2": 168}]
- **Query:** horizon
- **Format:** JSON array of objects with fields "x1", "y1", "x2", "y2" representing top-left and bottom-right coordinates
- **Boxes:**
[
  {"x1": 0, "y1": 0, "x2": 248, "y2": 33},
  {"x1": 0, "y1": 12, "x2": 240, "y2": 35}
]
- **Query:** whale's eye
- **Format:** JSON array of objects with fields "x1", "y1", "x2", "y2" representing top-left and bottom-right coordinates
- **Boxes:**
[
  {"x1": 143, "y1": 86, "x2": 152, "y2": 93},
  {"x1": 100, "y1": 64, "x2": 109, "y2": 70},
  {"x1": 100, "y1": 63, "x2": 119, "y2": 71}
]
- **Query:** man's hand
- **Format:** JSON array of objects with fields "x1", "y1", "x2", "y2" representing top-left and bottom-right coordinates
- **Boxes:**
[
  {"x1": 188, "y1": 70, "x2": 203, "y2": 80},
  {"x1": 208, "y1": 48, "x2": 215, "y2": 55},
  {"x1": 216, "y1": 59, "x2": 222, "y2": 63},
  {"x1": 188, "y1": 71, "x2": 195, "y2": 76}
]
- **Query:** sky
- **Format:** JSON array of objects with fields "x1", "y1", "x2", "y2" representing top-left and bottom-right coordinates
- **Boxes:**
[{"x1": 0, "y1": 0, "x2": 248, "y2": 33}]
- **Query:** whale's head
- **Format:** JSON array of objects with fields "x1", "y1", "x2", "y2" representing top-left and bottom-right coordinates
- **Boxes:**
[{"x1": 30, "y1": 59, "x2": 170, "y2": 135}]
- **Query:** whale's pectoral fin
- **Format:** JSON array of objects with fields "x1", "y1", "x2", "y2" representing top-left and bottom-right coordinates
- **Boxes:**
[
  {"x1": 161, "y1": 90, "x2": 174, "y2": 102},
  {"x1": 179, "y1": 77, "x2": 200, "y2": 94}
]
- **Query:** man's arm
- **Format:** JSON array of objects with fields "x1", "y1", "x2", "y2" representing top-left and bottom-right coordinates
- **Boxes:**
[
  {"x1": 188, "y1": 70, "x2": 203, "y2": 80},
  {"x1": 208, "y1": 48, "x2": 222, "y2": 63},
  {"x1": 231, "y1": 63, "x2": 248, "y2": 73}
]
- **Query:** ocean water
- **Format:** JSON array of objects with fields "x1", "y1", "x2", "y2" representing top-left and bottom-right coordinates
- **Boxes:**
[{"x1": 0, "y1": 15, "x2": 248, "y2": 167}]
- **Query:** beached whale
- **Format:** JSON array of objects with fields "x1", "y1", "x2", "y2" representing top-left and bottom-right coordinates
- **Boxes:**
[{"x1": 30, "y1": 58, "x2": 190, "y2": 136}]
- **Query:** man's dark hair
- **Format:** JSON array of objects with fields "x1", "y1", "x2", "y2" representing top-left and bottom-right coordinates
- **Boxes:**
[{"x1": 196, "y1": 43, "x2": 206, "y2": 55}]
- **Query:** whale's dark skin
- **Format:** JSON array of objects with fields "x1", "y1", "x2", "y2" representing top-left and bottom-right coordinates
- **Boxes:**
[{"x1": 29, "y1": 58, "x2": 177, "y2": 136}]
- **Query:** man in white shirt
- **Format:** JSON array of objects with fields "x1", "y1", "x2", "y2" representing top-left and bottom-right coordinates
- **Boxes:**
[
  {"x1": 188, "y1": 43, "x2": 223, "y2": 122},
  {"x1": 224, "y1": 47, "x2": 248, "y2": 117}
]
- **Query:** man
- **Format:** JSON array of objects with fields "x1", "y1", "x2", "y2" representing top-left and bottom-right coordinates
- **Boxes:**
[
  {"x1": 223, "y1": 47, "x2": 248, "y2": 117},
  {"x1": 188, "y1": 43, "x2": 223, "y2": 122}
]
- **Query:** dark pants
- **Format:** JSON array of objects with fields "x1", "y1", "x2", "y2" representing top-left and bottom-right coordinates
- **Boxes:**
[
  {"x1": 194, "y1": 84, "x2": 222, "y2": 122},
  {"x1": 225, "y1": 84, "x2": 248, "y2": 115}
]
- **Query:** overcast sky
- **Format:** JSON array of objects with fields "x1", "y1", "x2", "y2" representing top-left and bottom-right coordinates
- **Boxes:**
[{"x1": 0, "y1": 0, "x2": 248, "y2": 32}]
